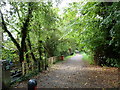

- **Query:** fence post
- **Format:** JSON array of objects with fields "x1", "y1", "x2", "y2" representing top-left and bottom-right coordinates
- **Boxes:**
[
  {"x1": 51, "y1": 57, "x2": 53, "y2": 64},
  {"x1": 54, "y1": 56, "x2": 56, "y2": 63},
  {"x1": 22, "y1": 61, "x2": 25, "y2": 75}
]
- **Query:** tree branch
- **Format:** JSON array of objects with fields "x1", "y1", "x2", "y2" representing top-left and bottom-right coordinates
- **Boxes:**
[
  {"x1": 5, "y1": 22, "x2": 20, "y2": 33},
  {"x1": 20, "y1": 2, "x2": 34, "y2": 63},
  {"x1": 15, "y1": 5, "x2": 22, "y2": 22},
  {"x1": 27, "y1": 33, "x2": 37, "y2": 62},
  {"x1": 0, "y1": 10, "x2": 21, "y2": 51}
]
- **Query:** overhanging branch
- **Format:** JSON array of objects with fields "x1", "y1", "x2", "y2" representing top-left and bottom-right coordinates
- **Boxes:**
[{"x1": 0, "y1": 10, "x2": 21, "y2": 51}]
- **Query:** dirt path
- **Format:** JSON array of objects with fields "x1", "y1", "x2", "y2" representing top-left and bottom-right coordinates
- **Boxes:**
[{"x1": 14, "y1": 54, "x2": 119, "y2": 88}]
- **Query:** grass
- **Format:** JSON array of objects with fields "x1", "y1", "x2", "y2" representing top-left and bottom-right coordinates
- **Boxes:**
[
  {"x1": 64, "y1": 53, "x2": 76, "y2": 60},
  {"x1": 80, "y1": 52, "x2": 94, "y2": 65}
]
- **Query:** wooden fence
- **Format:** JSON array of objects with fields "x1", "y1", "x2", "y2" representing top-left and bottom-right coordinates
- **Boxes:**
[
  {"x1": 10, "y1": 56, "x2": 59, "y2": 83},
  {"x1": 48, "y1": 56, "x2": 58, "y2": 65}
]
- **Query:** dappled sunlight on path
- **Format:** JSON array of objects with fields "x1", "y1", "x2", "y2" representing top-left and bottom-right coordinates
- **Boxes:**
[{"x1": 14, "y1": 54, "x2": 119, "y2": 88}]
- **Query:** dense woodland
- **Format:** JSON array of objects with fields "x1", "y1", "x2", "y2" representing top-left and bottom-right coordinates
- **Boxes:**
[{"x1": 1, "y1": 1, "x2": 120, "y2": 68}]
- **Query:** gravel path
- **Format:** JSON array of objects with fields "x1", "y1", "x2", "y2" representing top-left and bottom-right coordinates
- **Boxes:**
[{"x1": 14, "y1": 54, "x2": 119, "y2": 88}]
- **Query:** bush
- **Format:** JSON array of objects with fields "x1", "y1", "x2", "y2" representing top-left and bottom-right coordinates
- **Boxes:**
[
  {"x1": 106, "y1": 58, "x2": 120, "y2": 67},
  {"x1": 81, "y1": 52, "x2": 94, "y2": 64}
]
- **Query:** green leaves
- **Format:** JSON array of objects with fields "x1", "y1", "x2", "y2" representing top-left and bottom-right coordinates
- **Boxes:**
[
  {"x1": 2, "y1": 1, "x2": 120, "y2": 67},
  {"x1": 60, "y1": 2, "x2": 120, "y2": 67}
]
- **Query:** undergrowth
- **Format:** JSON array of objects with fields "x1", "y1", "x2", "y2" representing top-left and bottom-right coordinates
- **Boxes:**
[{"x1": 80, "y1": 52, "x2": 94, "y2": 65}]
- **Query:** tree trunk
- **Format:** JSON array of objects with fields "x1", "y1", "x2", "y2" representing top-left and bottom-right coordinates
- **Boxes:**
[
  {"x1": 1, "y1": 3, "x2": 34, "y2": 63},
  {"x1": 25, "y1": 41, "x2": 29, "y2": 63},
  {"x1": 27, "y1": 34, "x2": 37, "y2": 62},
  {"x1": 1, "y1": 10, "x2": 22, "y2": 63},
  {"x1": 38, "y1": 40, "x2": 42, "y2": 72},
  {"x1": 20, "y1": 2, "x2": 34, "y2": 63}
]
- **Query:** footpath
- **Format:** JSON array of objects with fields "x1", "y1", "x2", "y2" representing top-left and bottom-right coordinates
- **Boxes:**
[{"x1": 14, "y1": 54, "x2": 119, "y2": 88}]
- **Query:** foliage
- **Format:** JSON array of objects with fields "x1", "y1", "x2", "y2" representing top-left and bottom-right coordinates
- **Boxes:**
[
  {"x1": 61, "y1": 2, "x2": 120, "y2": 67},
  {"x1": 1, "y1": 1, "x2": 120, "y2": 68},
  {"x1": 81, "y1": 52, "x2": 94, "y2": 65},
  {"x1": 2, "y1": 48, "x2": 18, "y2": 61}
]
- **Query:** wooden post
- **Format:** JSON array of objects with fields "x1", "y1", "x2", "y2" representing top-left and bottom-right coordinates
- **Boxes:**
[
  {"x1": 52, "y1": 57, "x2": 54, "y2": 64},
  {"x1": 51, "y1": 57, "x2": 53, "y2": 64},
  {"x1": 54, "y1": 56, "x2": 56, "y2": 63},
  {"x1": 50, "y1": 57, "x2": 51, "y2": 64},
  {"x1": 54, "y1": 57, "x2": 56, "y2": 63}
]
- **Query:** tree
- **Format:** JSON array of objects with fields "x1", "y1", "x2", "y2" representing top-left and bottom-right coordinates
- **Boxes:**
[
  {"x1": 61, "y1": 2, "x2": 120, "y2": 67},
  {"x1": 1, "y1": 2, "x2": 35, "y2": 63}
]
